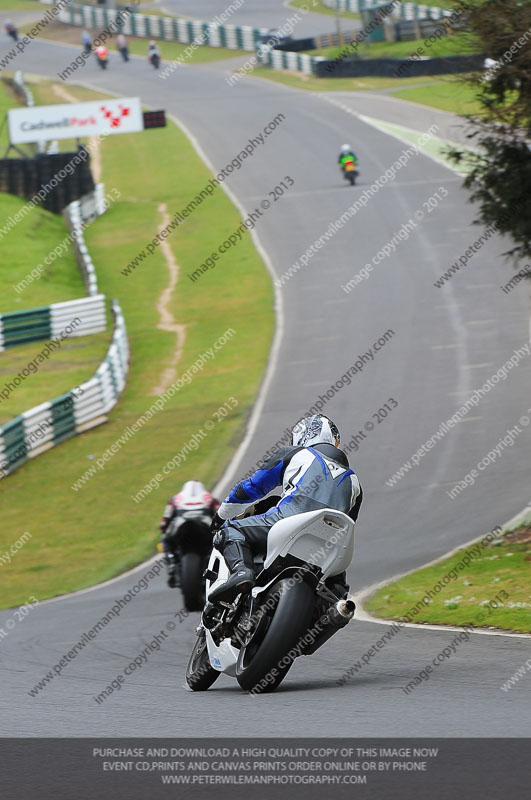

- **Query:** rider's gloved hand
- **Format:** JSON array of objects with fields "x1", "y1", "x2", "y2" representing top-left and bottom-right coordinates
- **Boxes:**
[{"x1": 210, "y1": 512, "x2": 224, "y2": 533}]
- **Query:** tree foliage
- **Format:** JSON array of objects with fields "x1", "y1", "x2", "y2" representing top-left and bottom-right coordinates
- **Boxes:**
[{"x1": 447, "y1": 0, "x2": 531, "y2": 261}]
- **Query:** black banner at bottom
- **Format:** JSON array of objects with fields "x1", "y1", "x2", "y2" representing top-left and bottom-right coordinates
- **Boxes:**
[{"x1": 1, "y1": 738, "x2": 529, "y2": 799}]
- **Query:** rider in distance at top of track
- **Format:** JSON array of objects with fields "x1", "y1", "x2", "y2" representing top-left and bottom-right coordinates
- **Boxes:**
[
  {"x1": 209, "y1": 415, "x2": 363, "y2": 604},
  {"x1": 338, "y1": 143, "x2": 357, "y2": 168}
]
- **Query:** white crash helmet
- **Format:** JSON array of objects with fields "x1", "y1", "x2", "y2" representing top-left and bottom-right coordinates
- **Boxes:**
[
  {"x1": 175, "y1": 480, "x2": 212, "y2": 509},
  {"x1": 292, "y1": 415, "x2": 340, "y2": 448},
  {"x1": 341, "y1": 144, "x2": 351, "y2": 153}
]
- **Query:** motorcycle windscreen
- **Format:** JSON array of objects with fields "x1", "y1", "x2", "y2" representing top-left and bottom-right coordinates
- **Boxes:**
[{"x1": 264, "y1": 509, "x2": 355, "y2": 579}]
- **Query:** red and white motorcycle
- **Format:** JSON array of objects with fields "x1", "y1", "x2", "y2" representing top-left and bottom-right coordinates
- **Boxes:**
[{"x1": 162, "y1": 482, "x2": 215, "y2": 611}]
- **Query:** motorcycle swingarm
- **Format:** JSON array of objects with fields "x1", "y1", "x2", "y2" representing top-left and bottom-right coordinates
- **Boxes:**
[{"x1": 252, "y1": 565, "x2": 320, "y2": 599}]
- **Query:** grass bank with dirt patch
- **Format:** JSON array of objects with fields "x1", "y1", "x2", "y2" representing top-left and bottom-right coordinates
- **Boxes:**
[{"x1": 0, "y1": 78, "x2": 273, "y2": 608}]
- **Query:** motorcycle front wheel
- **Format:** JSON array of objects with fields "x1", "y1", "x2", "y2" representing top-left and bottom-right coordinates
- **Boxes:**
[
  {"x1": 186, "y1": 630, "x2": 220, "y2": 691},
  {"x1": 236, "y1": 578, "x2": 314, "y2": 694}
]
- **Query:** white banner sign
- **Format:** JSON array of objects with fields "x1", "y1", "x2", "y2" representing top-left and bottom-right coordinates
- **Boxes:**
[{"x1": 8, "y1": 97, "x2": 143, "y2": 144}]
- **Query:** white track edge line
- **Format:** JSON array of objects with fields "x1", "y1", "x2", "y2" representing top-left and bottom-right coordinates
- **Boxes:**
[{"x1": 321, "y1": 93, "x2": 465, "y2": 176}]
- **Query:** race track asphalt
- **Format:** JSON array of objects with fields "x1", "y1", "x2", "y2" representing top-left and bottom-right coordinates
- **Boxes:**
[
  {"x1": 1, "y1": 32, "x2": 530, "y2": 737},
  {"x1": 158, "y1": 0, "x2": 353, "y2": 37}
]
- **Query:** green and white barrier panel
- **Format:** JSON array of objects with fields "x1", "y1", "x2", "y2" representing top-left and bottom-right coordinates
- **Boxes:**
[
  {"x1": 59, "y1": 3, "x2": 266, "y2": 52},
  {"x1": 391, "y1": 2, "x2": 452, "y2": 21},
  {"x1": 0, "y1": 295, "x2": 106, "y2": 352},
  {"x1": 0, "y1": 300, "x2": 129, "y2": 479},
  {"x1": 258, "y1": 0, "x2": 456, "y2": 75},
  {"x1": 322, "y1": 0, "x2": 452, "y2": 18},
  {"x1": 13, "y1": 69, "x2": 35, "y2": 107},
  {"x1": 78, "y1": 183, "x2": 108, "y2": 222},
  {"x1": 63, "y1": 188, "x2": 107, "y2": 297},
  {"x1": 257, "y1": 46, "x2": 324, "y2": 75},
  {"x1": 13, "y1": 70, "x2": 45, "y2": 154}
]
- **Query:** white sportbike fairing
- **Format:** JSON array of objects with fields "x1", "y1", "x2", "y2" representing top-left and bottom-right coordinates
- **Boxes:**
[{"x1": 186, "y1": 509, "x2": 356, "y2": 694}]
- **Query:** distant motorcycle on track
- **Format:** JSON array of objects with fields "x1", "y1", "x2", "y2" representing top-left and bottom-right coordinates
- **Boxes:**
[
  {"x1": 341, "y1": 158, "x2": 358, "y2": 186},
  {"x1": 159, "y1": 482, "x2": 217, "y2": 611},
  {"x1": 148, "y1": 41, "x2": 160, "y2": 69},
  {"x1": 5, "y1": 22, "x2": 18, "y2": 42},
  {"x1": 95, "y1": 46, "x2": 108, "y2": 70},
  {"x1": 338, "y1": 144, "x2": 359, "y2": 186}
]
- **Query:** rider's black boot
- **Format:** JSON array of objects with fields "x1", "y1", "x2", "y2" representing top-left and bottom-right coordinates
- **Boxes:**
[{"x1": 208, "y1": 541, "x2": 255, "y2": 603}]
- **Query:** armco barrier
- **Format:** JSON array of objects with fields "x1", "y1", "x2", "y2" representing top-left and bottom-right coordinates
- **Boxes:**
[
  {"x1": 59, "y1": 3, "x2": 265, "y2": 52},
  {"x1": 54, "y1": 1, "x2": 459, "y2": 79},
  {"x1": 1, "y1": 180, "x2": 109, "y2": 349},
  {"x1": 0, "y1": 300, "x2": 129, "y2": 479},
  {"x1": 0, "y1": 295, "x2": 106, "y2": 351},
  {"x1": 12, "y1": 70, "x2": 44, "y2": 154},
  {"x1": 257, "y1": 46, "x2": 324, "y2": 75},
  {"x1": 63, "y1": 185, "x2": 107, "y2": 297},
  {"x1": 322, "y1": 0, "x2": 452, "y2": 19},
  {"x1": 12, "y1": 69, "x2": 35, "y2": 108},
  {"x1": 315, "y1": 52, "x2": 485, "y2": 77}
]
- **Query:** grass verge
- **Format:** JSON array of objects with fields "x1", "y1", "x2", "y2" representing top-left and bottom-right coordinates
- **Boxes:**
[
  {"x1": 412, "y1": 0, "x2": 465, "y2": 5},
  {"x1": 0, "y1": 78, "x2": 273, "y2": 608},
  {"x1": 0, "y1": 76, "x2": 34, "y2": 155},
  {"x1": 365, "y1": 519, "x2": 531, "y2": 634},
  {"x1": 250, "y1": 66, "x2": 452, "y2": 92},
  {"x1": 0, "y1": 79, "x2": 111, "y2": 426},
  {"x1": 0, "y1": 194, "x2": 86, "y2": 314},
  {"x1": 305, "y1": 32, "x2": 480, "y2": 60},
  {"x1": 391, "y1": 78, "x2": 483, "y2": 114},
  {"x1": 0, "y1": 0, "x2": 39, "y2": 11},
  {"x1": 251, "y1": 67, "x2": 484, "y2": 115},
  {"x1": 288, "y1": 0, "x2": 360, "y2": 20}
]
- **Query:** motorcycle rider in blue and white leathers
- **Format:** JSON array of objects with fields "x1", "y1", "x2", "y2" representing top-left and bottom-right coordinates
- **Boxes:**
[{"x1": 209, "y1": 415, "x2": 362, "y2": 604}]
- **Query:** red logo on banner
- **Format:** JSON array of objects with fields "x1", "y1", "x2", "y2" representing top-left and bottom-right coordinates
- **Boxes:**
[{"x1": 99, "y1": 104, "x2": 131, "y2": 129}]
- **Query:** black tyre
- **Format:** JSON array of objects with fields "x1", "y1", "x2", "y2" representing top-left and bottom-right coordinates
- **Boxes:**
[
  {"x1": 180, "y1": 553, "x2": 204, "y2": 611},
  {"x1": 349, "y1": 172, "x2": 355, "y2": 185},
  {"x1": 236, "y1": 578, "x2": 315, "y2": 694},
  {"x1": 186, "y1": 630, "x2": 220, "y2": 691}
]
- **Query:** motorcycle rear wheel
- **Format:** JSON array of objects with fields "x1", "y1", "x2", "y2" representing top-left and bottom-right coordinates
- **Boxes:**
[
  {"x1": 235, "y1": 578, "x2": 314, "y2": 694},
  {"x1": 180, "y1": 552, "x2": 204, "y2": 611}
]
